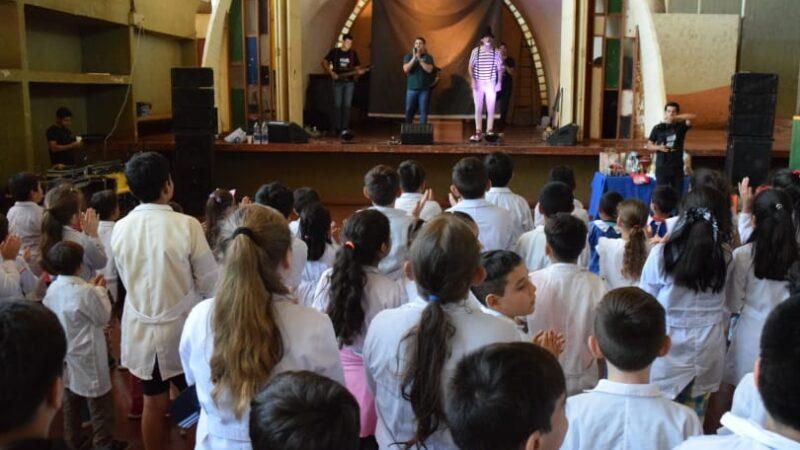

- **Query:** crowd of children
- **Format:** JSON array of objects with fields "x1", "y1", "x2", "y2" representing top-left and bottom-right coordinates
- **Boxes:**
[{"x1": 1, "y1": 149, "x2": 799, "y2": 450}]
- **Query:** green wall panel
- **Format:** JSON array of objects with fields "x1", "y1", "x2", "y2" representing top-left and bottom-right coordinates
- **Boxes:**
[{"x1": 605, "y1": 39, "x2": 620, "y2": 89}]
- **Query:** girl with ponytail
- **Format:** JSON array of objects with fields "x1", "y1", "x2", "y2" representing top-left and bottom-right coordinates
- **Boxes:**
[
  {"x1": 363, "y1": 214, "x2": 524, "y2": 449},
  {"x1": 41, "y1": 184, "x2": 106, "y2": 280},
  {"x1": 179, "y1": 204, "x2": 343, "y2": 449},
  {"x1": 723, "y1": 188, "x2": 798, "y2": 390},
  {"x1": 639, "y1": 187, "x2": 731, "y2": 421},
  {"x1": 312, "y1": 208, "x2": 403, "y2": 441},
  {"x1": 296, "y1": 202, "x2": 338, "y2": 307},
  {"x1": 597, "y1": 199, "x2": 651, "y2": 288}
]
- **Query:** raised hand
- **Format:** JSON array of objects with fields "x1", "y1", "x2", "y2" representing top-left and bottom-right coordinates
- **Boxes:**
[
  {"x1": 330, "y1": 221, "x2": 342, "y2": 245},
  {"x1": 411, "y1": 188, "x2": 434, "y2": 220},
  {"x1": 0, "y1": 235, "x2": 22, "y2": 261},
  {"x1": 239, "y1": 195, "x2": 253, "y2": 207},
  {"x1": 533, "y1": 329, "x2": 566, "y2": 357},
  {"x1": 738, "y1": 177, "x2": 753, "y2": 214},
  {"x1": 81, "y1": 208, "x2": 100, "y2": 237},
  {"x1": 92, "y1": 274, "x2": 107, "y2": 288}
]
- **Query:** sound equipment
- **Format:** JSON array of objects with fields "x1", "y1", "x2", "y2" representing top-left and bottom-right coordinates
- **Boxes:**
[
  {"x1": 547, "y1": 123, "x2": 579, "y2": 146},
  {"x1": 726, "y1": 73, "x2": 779, "y2": 186},
  {"x1": 725, "y1": 136, "x2": 772, "y2": 187},
  {"x1": 171, "y1": 68, "x2": 214, "y2": 89},
  {"x1": 172, "y1": 68, "x2": 217, "y2": 135},
  {"x1": 401, "y1": 123, "x2": 433, "y2": 145},
  {"x1": 266, "y1": 121, "x2": 310, "y2": 143}
]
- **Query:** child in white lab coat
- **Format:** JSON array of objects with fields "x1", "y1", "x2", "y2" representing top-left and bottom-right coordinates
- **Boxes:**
[
  {"x1": 396, "y1": 160, "x2": 442, "y2": 221},
  {"x1": 364, "y1": 165, "x2": 416, "y2": 280},
  {"x1": 6, "y1": 172, "x2": 45, "y2": 274},
  {"x1": 296, "y1": 202, "x2": 338, "y2": 307},
  {"x1": 0, "y1": 213, "x2": 39, "y2": 301},
  {"x1": 40, "y1": 184, "x2": 106, "y2": 281},
  {"x1": 515, "y1": 181, "x2": 576, "y2": 272},
  {"x1": 676, "y1": 296, "x2": 800, "y2": 449},
  {"x1": 527, "y1": 213, "x2": 607, "y2": 395},
  {"x1": 363, "y1": 214, "x2": 524, "y2": 450},
  {"x1": 179, "y1": 205, "x2": 344, "y2": 450},
  {"x1": 255, "y1": 181, "x2": 308, "y2": 292},
  {"x1": 447, "y1": 157, "x2": 517, "y2": 251},
  {"x1": 90, "y1": 189, "x2": 120, "y2": 304},
  {"x1": 484, "y1": 152, "x2": 534, "y2": 235},
  {"x1": 290, "y1": 186, "x2": 321, "y2": 237},
  {"x1": 597, "y1": 199, "x2": 651, "y2": 289},
  {"x1": 562, "y1": 287, "x2": 702, "y2": 450},
  {"x1": 723, "y1": 188, "x2": 795, "y2": 390},
  {"x1": 533, "y1": 165, "x2": 589, "y2": 227},
  {"x1": 587, "y1": 191, "x2": 623, "y2": 274},
  {"x1": 249, "y1": 371, "x2": 361, "y2": 450},
  {"x1": 313, "y1": 209, "x2": 403, "y2": 441},
  {"x1": 42, "y1": 241, "x2": 125, "y2": 450},
  {"x1": 639, "y1": 187, "x2": 731, "y2": 421},
  {"x1": 446, "y1": 342, "x2": 568, "y2": 450}
]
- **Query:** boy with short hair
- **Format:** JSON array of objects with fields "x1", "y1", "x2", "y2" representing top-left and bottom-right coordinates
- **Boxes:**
[
  {"x1": 649, "y1": 185, "x2": 679, "y2": 239},
  {"x1": 249, "y1": 371, "x2": 361, "y2": 450},
  {"x1": 363, "y1": 165, "x2": 415, "y2": 280},
  {"x1": 562, "y1": 287, "x2": 702, "y2": 450},
  {"x1": 255, "y1": 181, "x2": 308, "y2": 291},
  {"x1": 395, "y1": 159, "x2": 442, "y2": 221},
  {"x1": 446, "y1": 342, "x2": 568, "y2": 450},
  {"x1": 447, "y1": 157, "x2": 516, "y2": 251},
  {"x1": 91, "y1": 190, "x2": 120, "y2": 303},
  {"x1": 484, "y1": 152, "x2": 534, "y2": 235},
  {"x1": 528, "y1": 213, "x2": 607, "y2": 395},
  {"x1": 534, "y1": 166, "x2": 589, "y2": 227},
  {"x1": 0, "y1": 300, "x2": 67, "y2": 449},
  {"x1": 6, "y1": 172, "x2": 44, "y2": 273},
  {"x1": 290, "y1": 187, "x2": 321, "y2": 236},
  {"x1": 676, "y1": 295, "x2": 800, "y2": 449},
  {"x1": 587, "y1": 191, "x2": 623, "y2": 274},
  {"x1": 43, "y1": 241, "x2": 126, "y2": 450}
]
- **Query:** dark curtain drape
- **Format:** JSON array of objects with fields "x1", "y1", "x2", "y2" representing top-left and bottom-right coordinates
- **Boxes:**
[{"x1": 369, "y1": 0, "x2": 503, "y2": 117}]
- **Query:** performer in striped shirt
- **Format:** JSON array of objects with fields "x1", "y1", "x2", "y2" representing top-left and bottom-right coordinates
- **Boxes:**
[{"x1": 468, "y1": 27, "x2": 504, "y2": 143}]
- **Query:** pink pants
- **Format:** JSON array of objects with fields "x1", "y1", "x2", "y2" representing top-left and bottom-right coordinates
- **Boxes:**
[
  {"x1": 473, "y1": 78, "x2": 498, "y2": 132},
  {"x1": 340, "y1": 347, "x2": 377, "y2": 437}
]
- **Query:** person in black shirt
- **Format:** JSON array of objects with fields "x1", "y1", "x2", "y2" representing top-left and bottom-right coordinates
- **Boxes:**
[
  {"x1": 646, "y1": 102, "x2": 696, "y2": 196},
  {"x1": 321, "y1": 34, "x2": 366, "y2": 135},
  {"x1": 46, "y1": 107, "x2": 84, "y2": 167},
  {"x1": 497, "y1": 42, "x2": 515, "y2": 130}
]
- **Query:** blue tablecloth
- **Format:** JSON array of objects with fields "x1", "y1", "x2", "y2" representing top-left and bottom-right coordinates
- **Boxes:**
[{"x1": 588, "y1": 172, "x2": 688, "y2": 218}]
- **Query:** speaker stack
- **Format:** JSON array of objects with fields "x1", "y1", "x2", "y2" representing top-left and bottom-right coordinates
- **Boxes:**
[
  {"x1": 725, "y1": 73, "x2": 778, "y2": 187},
  {"x1": 401, "y1": 123, "x2": 434, "y2": 145},
  {"x1": 171, "y1": 67, "x2": 217, "y2": 216}
]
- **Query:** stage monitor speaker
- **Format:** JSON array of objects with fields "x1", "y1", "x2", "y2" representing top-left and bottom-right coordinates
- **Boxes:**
[
  {"x1": 171, "y1": 67, "x2": 213, "y2": 89},
  {"x1": 266, "y1": 122, "x2": 310, "y2": 143},
  {"x1": 173, "y1": 133, "x2": 215, "y2": 216},
  {"x1": 725, "y1": 135, "x2": 772, "y2": 187},
  {"x1": 547, "y1": 123, "x2": 579, "y2": 146},
  {"x1": 401, "y1": 123, "x2": 433, "y2": 145},
  {"x1": 731, "y1": 72, "x2": 779, "y2": 95}
]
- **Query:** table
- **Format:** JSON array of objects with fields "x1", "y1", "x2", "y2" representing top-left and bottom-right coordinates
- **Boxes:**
[{"x1": 588, "y1": 172, "x2": 688, "y2": 218}]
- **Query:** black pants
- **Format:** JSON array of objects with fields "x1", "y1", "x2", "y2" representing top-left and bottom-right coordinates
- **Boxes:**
[
  {"x1": 498, "y1": 81, "x2": 513, "y2": 126},
  {"x1": 657, "y1": 166, "x2": 684, "y2": 198}
]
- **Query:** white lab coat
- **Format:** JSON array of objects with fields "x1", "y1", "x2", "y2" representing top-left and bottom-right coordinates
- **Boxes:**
[
  {"x1": 371, "y1": 205, "x2": 415, "y2": 280},
  {"x1": 723, "y1": 243, "x2": 790, "y2": 386},
  {"x1": 112, "y1": 203, "x2": 218, "y2": 381},
  {"x1": 364, "y1": 295, "x2": 525, "y2": 450},
  {"x1": 477, "y1": 303, "x2": 528, "y2": 340},
  {"x1": 485, "y1": 187, "x2": 534, "y2": 235},
  {"x1": 534, "y1": 199, "x2": 588, "y2": 227},
  {"x1": 719, "y1": 373, "x2": 768, "y2": 435},
  {"x1": 675, "y1": 413, "x2": 800, "y2": 450},
  {"x1": 312, "y1": 265, "x2": 404, "y2": 354},
  {"x1": 288, "y1": 219, "x2": 300, "y2": 237},
  {"x1": 597, "y1": 236, "x2": 652, "y2": 289},
  {"x1": 0, "y1": 257, "x2": 39, "y2": 301},
  {"x1": 63, "y1": 226, "x2": 107, "y2": 281},
  {"x1": 528, "y1": 263, "x2": 606, "y2": 395},
  {"x1": 7, "y1": 201, "x2": 43, "y2": 273},
  {"x1": 738, "y1": 213, "x2": 754, "y2": 244},
  {"x1": 296, "y1": 243, "x2": 338, "y2": 307},
  {"x1": 447, "y1": 198, "x2": 517, "y2": 251},
  {"x1": 97, "y1": 221, "x2": 118, "y2": 303},
  {"x1": 561, "y1": 380, "x2": 702, "y2": 450},
  {"x1": 394, "y1": 193, "x2": 442, "y2": 222},
  {"x1": 514, "y1": 226, "x2": 590, "y2": 273},
  {"x1": 284, "y1": 237, "x2": 308, "y2": 292},
  {"x1": 43, "y1": 275, "x2": 112, "y2": 398},
  {"x1": 180, "y1": 296, "x2": 345, "y2": 450},
  {"x1": 639, "y1": 244, "x2": 729, "y2": 398}
]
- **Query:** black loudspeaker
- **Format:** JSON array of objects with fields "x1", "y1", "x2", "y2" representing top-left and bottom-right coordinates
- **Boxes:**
[
  {"x1": 172, "y1": 107, "x2": 218, "y2": 132},
  {"x1": 172, "y1": 88, "x2": 214, "y2": 108},
  {"x1": 728, "y1": 73, "x2": 778, "y2": 138},
  {"x1": 266, "y1": 122, "x2": 310, "y2": 143},
  {"x1": 401, "y1": 123, "x2": 433, "y2": 145},
  {"x1": 731, "y1": 73, "x2": 779, "y2": 95},
  {"x1": 547, "y1": 123, "x2": 579, "y2": 146},
  {"x1": 171, "y1": 67, "x2": 214, "y2": 88},
  {"x1": 173, "y1": 134, "x2": 215, "y2": 216},
  {"x1": 171, "y1": 68, "x2": 217, "y2": 134},
  {"x1": 725, "y1": 136, "x2": 772, "y2": 187}
]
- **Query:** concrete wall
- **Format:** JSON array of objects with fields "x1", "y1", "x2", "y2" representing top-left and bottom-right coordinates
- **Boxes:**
[{"x1": 652, "y1": 13, "x2": 739, "y2": 128}]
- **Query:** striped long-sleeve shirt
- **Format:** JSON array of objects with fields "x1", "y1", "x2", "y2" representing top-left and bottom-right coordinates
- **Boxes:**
[{"x1": 469, "y1": 46, "x2": 503, "y2": 81}]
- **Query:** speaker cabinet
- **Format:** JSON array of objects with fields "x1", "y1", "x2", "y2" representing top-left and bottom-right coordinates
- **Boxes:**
[
  {"x1": 547, "y1": 124, "x2": 579, "y2": 146},
  {"x1": 266, "y1": 122, "x2": 311, "y2": 143},
  {"x1": 173, "y1": 134, "x2": 215, "y2": 216},
  {"x1": 725, "y1": 135, "x2": 772, "y2": 187}
]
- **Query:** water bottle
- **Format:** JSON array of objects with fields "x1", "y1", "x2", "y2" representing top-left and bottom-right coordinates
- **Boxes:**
[
  {"x1": 262, "y1": 121, "x2": 269, "y2": 144},
  {"x1": 625, "y1": 151, "x2": 639, "y2": 173},
  {"x1": 253, "y1": 122, "x2": 261, "y2": 144}
]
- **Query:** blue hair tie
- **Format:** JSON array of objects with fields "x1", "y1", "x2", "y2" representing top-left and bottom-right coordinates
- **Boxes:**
[{"x1": 426, "y1": 294, "x2": 439, "y2": 303}]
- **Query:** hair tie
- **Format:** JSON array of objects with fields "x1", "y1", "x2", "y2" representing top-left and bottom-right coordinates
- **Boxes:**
[
  {"x1": 344, "y1": 241, "x2": 356, "y2": 250},
  {"x1": 232, "y1": 227, "x2": 258, "y2": 244},
  {"x1": 426, "y1": 294, "x2": 439, "y2": 303},
  {"x1": 684, "y1": 207, "x2": 720, "y2": 242},
  {"x1": 775, "y1": 203, "x2": 784, "y2": 210}
]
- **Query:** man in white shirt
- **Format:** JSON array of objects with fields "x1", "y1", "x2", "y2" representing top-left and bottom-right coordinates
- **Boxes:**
[
  {"x1": 255, "y1": 181, "x2": 308, "y2": 292},
  {"x1": 111, "y1": 152, "x2": 218, "y2": 450},
  {"x1": 395, "y1": 159, "x2": 442, "y2": 221},
  {"x1": 676, "y1": 296, "x2": 800, "y2": 450},
  {"x1": 562, "y1": 287, "x2": 701, "y2": 450},
  {"x1": 448, "y1": 157, "x2": 517, "y2": 251},
  {"x1": 484, "y1": 152, "x2": 534, "y2": 235}
]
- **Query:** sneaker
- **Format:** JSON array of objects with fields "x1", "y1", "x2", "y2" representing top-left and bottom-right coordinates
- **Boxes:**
[{"x1": 469, "y1": 132, "x2": 483, "y2": 143}]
